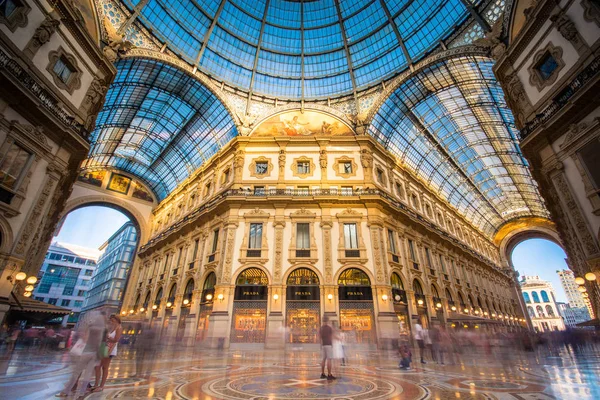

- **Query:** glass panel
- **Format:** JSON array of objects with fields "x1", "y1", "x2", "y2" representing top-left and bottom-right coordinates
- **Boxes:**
[
  {"x1": 338, "y1": 268, "x2": 370, "y2": 286},
  {"x1": 255, "y1": 162, "x2": 268, "y2": 174},
  {"x1": 387, "y1": 229, "x2": 397, "y2": 253},
  {"x1": 236, "y1": 267, "x2": 268, "y2": 285},
  {"x1": 343, "y1": 223, "x2": 358, "y2": 249},
  {"x1": 287, "y1": 268, "x2": 319, "y2": 285},
  {"x1": 53, "y1": 57, "x2": 73, "y2": 83},
  {"x1": 249, "y1": 223, "x2": 263, "y2": 248},
  {"x1": 296, "y1": 223, "x2": 310, "y2": 249},
  {"x1": 211, "y1": 229, "x2": 219, "y2": 253},
  {"x1": 0, "y1": 142, "x2": 30, "y2": 189}
]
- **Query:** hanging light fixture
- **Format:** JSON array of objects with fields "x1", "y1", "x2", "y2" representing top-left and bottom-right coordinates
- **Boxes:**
[
  {"x1": 578, "y1": 286, "x2": 587, "y2": 293},
  {"x1": 585, "y1": 272, "x2": 597, "y2": 281},
  {"x1": 575, "y1": 277, "x2": 585, "y2": 285},
  {"x1": 26, "y1": 276, "x2": 38, "y2": 285},
  {"x1": 15, "y1": 272, "x2": 27, "y2": 281},
  {"x1": 206, "y1": 294, "x2": 213, "y2": 301},
  {"x1": 23, "y1": 292, "x2": 32, "y2": 297}
]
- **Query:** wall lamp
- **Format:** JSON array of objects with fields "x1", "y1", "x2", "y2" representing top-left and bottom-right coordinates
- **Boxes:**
[
  {"x1": 152, "y1": 304, "x2": 158, "y2": 310},
  {"x1": 435, "y1": 302, "x2": 442, "y2": 309},
  {"x1": 166, "y1": 302, "x2": 173, "y2": 308},
  {"x1": 381, "y1": 294, "x2": 388, "y2": 302},
  {"x1": 327, "y1": 293, "x2": 333, "y2": 303},
  {"x1": 121, "y1": 311, "x2": 127, "y2": 316},
  {"x1": 206, "y1": 294, "x2": 213, "y2": 301},
  {"x1": 273, "y1": 294, "x2": 279, "y2": 302},
  {"x1": 217, "y1": 293, "x2": 224, "y2": 302},
  {"x1": 451, "y1": 306, "x2": 457, "y2": 311},
  {"x1": 140, "y1": 307, "x2": 145, "y2": 312},
  {"x1": 417, "y1": 299, "x2": 424, "y2": 306},
  {"x1": 183, "y1": 299, "x2": 190, "y2": 305}
]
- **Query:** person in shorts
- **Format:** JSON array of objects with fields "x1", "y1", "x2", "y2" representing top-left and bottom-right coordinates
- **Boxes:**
[{"x1": 319, "y1": 316, "x2": 336, "y2": 380}]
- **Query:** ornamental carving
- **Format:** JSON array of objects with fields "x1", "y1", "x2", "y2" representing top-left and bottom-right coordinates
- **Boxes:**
[
  {"x1": 81, "y1": 77, "x2": 109, "y2": 131},
  {"x1": 550, "y1": 12, "x2": 586, "y2": 54},
  {"x1": 371, "y1": 227, "x2": 385, "y2": 283},
  {"x1": 46, "y1": 47, "x2": 82, "y2": 94},
  {"x1": 582, "y1": 0, "x2": 600, "y2": 26},
  {"x1": 321, "y1": 220, "x2": 333, "y2": 283},
  {"x1": 333, "y1": 156, "x2": 358, "y2": 179},
  {"x1": 248, "y1": 156, "x2": 273, "y2": 179},
  {"x1": 220, "y1": 225, "x2": 237, "y2": 284},
  {"x1": 319, "y1": 150, "x2": 327, "y2": 169},
  {"x1": 14, "y1": 176, "x2": 56, "y2": 255},
  {"x1": 278, "y1": 150, "x2": 286, "y2": 175},
  {"x1": 24, "y1": 16, "x2": 60, "y2": 58},
  {"x1": 274, "y1": 224, "x2": 284, "y2": 282},
  {"x1": 237, "y1": 112, "x2": 258, "y2": 136},
  {"x1": 528, "y1": 42, "x2": 565, "y2": 91},
  {"x1": 551, "y1": 172, "x2": 598, "y2": 255},
  {"x1": 291, "y1": 156, "x2": 315, "y2": 179},
  {"x1": 102, "y1": 17, "x2": 134, "y2": 62},
  {"x1": 473, "y1": 18, "x2": 506, "y2": 61},
  {"x1": 360, "y1": 149, "x2": 373, "y2": 169},
  {"x1": 500, "y1": 71, "x2": 531, "y2": 128}
]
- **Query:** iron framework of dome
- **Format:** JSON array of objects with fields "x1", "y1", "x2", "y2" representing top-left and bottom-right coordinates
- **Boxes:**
[{"x1": 111, "y1": 0, "x2": 506, "y2": 100}]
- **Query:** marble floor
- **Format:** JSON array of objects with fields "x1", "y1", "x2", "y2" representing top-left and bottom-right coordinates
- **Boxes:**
[{"x1": 0, "y1": 345, "x2": 599, "y2": 400}]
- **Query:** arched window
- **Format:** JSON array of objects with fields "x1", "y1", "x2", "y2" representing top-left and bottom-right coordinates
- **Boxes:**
[
  {"x1": 204, "y1": 272, "x2": 216, "y2": 290},
  {"x1": 541, "y1": 290, "x2": 550, "y2": 303},
  {"x1": 468, "y1": 294, "x2": 475, "y2": 308},
  {"x1": 338, "y1": 268, "x2": 370, "y2": 286},
  {"x1": 536, "y1": 305, "x2": 545, "y2": 317},
  {"x1": 445, "y1": 288, "x2": 453, "y2": 302},
  {"x1": 413, "y1": 279, "x2": 424, "y2": 294},
  {"x1": 133, "y1": 294, "x2": 141, "y2": 310},
  {"x1": 523, "y1": 292, "x2": 531, "y2": 303},
  {"x1": 477, "y1": 297, "x2": 483, "y2": 310},
  {"x1": 527, "y1": 306, "x2": 535, "y2": 317},
  {"x1": 532, "y1": 291, "x2": 540, "y2": 303},
  {"x1": 236, "y1": 268, "x2": 268, "y2": 285},
  {"x1": 168, "y1": 283, "x2": 177, "y2": 301},
  {"x1": 390, "y1": 272, "x2": 404, "y2": 290},
  {"x1": 287, "y1": 268, "x2": 319, "y2": 286},
  {"x1": 143, "y1": 291, "x2": 151, "y2": 307},
  {"x1": 183, "y1": 279, "x2": 194, "y2": 302},
  {"x1": 431, "y1": 284, "x2": 440, "y2": 298},
  {"x1": 457, "y1": 292, "x2": 465, "y2": 306},
  {"x1": 155, "y1": 287, "x2": 163, "y2": 305},
  {"x1": 545, "y1": 305, "x2": 555, "y2": 317}
]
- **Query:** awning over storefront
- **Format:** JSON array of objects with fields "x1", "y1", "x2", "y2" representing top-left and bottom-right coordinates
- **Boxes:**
[{"x1": 7, "y1": 294, "x2": 71, "y2": 324}]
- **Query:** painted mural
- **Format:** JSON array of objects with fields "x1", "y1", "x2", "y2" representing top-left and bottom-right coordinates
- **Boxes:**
[{"x1": 252, "y1": 111, "x2": 353, "y2": 137}]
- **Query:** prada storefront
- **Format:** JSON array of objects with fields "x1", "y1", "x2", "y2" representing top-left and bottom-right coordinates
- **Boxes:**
[
  {"x1": 230, "y1": 268, "x2": 269, "y2": 343},
  {"x1": 285, "y1": 268, "x2": 321, "y2": 344},
  {"x1": 338, "y1": 268, "x2": 376, "y2": 344},
  {"x1": 391, "y1": 273, "x2": 411, "y2": 342}
]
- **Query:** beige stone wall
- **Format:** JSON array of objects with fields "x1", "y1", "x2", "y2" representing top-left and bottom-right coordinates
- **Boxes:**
[{"x1": 121, "y1": 136, "x2": 521, "y2": 348}]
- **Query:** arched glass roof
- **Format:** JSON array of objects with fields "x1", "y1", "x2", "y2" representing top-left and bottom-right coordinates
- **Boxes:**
[
  {"x1": 83, "y1": 58, "x2": 238, "y2": 200},
  {"x1": 369, "y1": 55, "x2": 549, "y2": 236},
  {"x1": 120, "y1": 0, "x2": 488, "y2": 100}
]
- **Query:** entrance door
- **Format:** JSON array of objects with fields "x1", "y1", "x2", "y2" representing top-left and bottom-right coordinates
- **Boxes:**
[{"x1": 286, "y1": 268, "x2": 321, "y2": 344}]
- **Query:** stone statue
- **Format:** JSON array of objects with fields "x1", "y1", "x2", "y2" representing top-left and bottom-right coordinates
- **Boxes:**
[
  {"x1": 474, "y1": 18, "x2": 506, "y2": 60},
  {"x1": 103, "y1": 17, "x2": 133, "y2": 62},
  {"x1": 360, "y1": 148, "x2": 373, "y2": 169},
  {"x1": 237, "y1": 112, "x2": 257, "y2": 136},
  {"x1": 81, "y1": 78, "x2": 108, "y2": 130},
  {"x1": 319, "y1": 150, "x2": 327, "y2": 169}
]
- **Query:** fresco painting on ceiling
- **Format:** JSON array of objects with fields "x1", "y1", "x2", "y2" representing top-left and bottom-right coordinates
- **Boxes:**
[
  {"x1": 107, "y1": 172, "x2": 131, "y2": 195},
  {"x1": 71, "y1": 0, "x2": 99, "y2": 43},
  {"x1": 252, "y1": 111, "x2": 353, "y2": 137},
  {"x1": 132, "y1": 182, "x2": 154, "y2": 202},
  {"x1": 77, "y1": 170, "x2": 106, "y2": 187}
]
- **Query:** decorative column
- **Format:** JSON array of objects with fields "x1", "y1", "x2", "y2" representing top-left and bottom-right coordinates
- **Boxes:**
[{"x1": 266, "y1": 216, "x2": 286, "y2": 349}]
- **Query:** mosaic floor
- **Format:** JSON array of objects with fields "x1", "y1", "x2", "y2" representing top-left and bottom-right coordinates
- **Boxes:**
[{"x1": 1, "y1": 345, "x2": 599, "y2": 400}]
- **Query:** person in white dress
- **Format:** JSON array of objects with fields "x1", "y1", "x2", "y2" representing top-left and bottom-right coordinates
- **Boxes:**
[{"x1": 92, "y1": 315, "x2": 122, "y2": 393}]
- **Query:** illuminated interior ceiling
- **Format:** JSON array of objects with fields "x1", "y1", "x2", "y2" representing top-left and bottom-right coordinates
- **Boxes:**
[
  {"x1": 83, "y1": 58, "x2": 238, "y2": 200},
  {"x1": 369, "y1": 55, "x2": 550, "y2": 237},
  {"x1": 116, "y1": 0, "x2": 506, "y2": 100}
]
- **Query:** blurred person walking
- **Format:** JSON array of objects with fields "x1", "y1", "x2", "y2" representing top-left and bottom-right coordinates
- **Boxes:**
[
  {"x1": 319, "y1": 316, "x2": 336, "y2": 380},
  {"x1": 429, "y1": 324, "x2": 442, "y2": 364},
  {"x1": 91, "y1": 315, "x2": 122, "y2": 393},
  {"x1": 414, "y1": 321, "x2": 426, "y2": 364},
  {"x1": 133, "y1": 322, "x2": 158, "y2": 378},
  {"x1": 398, "y1": 343, "x2": 412, "y2": 370},
  {"x1": 55, "y1": 311, "x2": 106, "y2": 399}
]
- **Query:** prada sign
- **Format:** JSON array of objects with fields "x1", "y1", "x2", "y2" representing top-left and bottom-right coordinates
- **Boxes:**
[
  {"x1": 234, "y1": 285, "x2": 267, "y2": 301},
  {"x1": 287, "y1": 286, "x2": 320, "y2": 301},
  {"x1": 339, "y1": 286, "x2": 373, "y2": 301}
]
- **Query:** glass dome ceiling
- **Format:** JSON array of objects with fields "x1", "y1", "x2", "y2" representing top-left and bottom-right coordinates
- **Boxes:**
[{"x1": 121, "y1": 0, "x2": 491, "y2": 100}]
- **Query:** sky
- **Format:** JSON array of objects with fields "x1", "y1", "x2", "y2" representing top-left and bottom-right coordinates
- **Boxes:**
[
  {"x1": 55, "y1": 206, "x2": 130, "y2": 250},
  {"x1": 511, "y1": 238, "x2": 568, "y2": 303}
]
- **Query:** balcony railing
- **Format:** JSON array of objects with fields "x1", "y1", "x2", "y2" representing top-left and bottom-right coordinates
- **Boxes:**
[
  {"x1": 345, "y1": 249, "x2": 360, "y2": 258},
  {"x1": 295, "y1": 249, "x2": 310, "y2": 258},
  {"x1": 246, "y1": 249, "x2": 261, "y2": 257},
  {"x1": 140, "y1": 187, "x2": 500, "y2": 271},
  {"x1": 0, "y1": 49, "x2": 88, "y2": 138}
]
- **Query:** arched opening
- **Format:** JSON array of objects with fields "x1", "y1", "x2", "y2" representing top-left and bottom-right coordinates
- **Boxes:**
[
  {"x1": 286, "y1": 268, "x2": 321, "y2": 344},
  {"x1": 413, "y1": 279, "x2": 428, "y2": 328},
  {"x1": 338, "y1": 268, "x2": 376, "y2": 344},
  {"x1": 176, "y1": 279, "x2": 195, "y2": 342},
  {"x1": 196, "y1": 272, "x2": 216, "y2": 343},
  {"x1": 390, "y1": 272, "x2": 410, "y2": 341},
  {"x1": 231, "y1": 268, "x2": 269, "y2": 344},
  {"x1": 33, "y1": 204, "x2": 138, "y2": 326},
  {"x1": 160, "y1": 283, "x2": 177, "y2": 339},
  {"x1": 431, "y1": 284, "x2": 443, "y2": 317}
]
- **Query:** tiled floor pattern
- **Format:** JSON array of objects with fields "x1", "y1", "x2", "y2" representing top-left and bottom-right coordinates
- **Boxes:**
[{"x1": 0, "y1": 346, "x2": 599, "y2": 399}]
